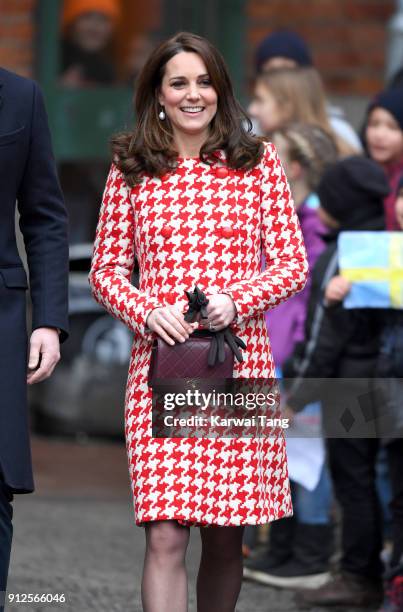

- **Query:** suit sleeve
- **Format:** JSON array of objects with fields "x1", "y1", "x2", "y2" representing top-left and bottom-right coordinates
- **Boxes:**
[
  {"x1": 221, "y1": 141, "x2": 309, "y2": 324},
  {"x1": 17, "y1": 81, "x2": 69, "y2": 343},
  {"x1": 88, "y1": 164, "x2": 163, "y2": 338}
]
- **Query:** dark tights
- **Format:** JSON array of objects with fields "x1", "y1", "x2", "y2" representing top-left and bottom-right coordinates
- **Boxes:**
[
  {"x1": 197, "y1": 525, "x2": 245, "y2": 612},
  {"x1": 141, "y1": 520, "x2": 244, "y2": 612}
]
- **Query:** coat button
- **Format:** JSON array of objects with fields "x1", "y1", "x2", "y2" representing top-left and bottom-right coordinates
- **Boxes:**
[
  {"x1": 220, "y1": 225, "x2": 234, "y2": 238},
  {"x1": 215, "y1": 166, "x2": 229, "y2": 178},
  {"x1": 161, "y1": 225, "x2": 173, "y2": 238}
]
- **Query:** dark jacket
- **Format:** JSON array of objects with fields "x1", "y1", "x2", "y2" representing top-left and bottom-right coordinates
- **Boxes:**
[
  {"x1": 283, "y1": 215, "x2": 384, "y2": 436},
  {"x1": 0, "y1": 67, "x2": 69, "y2": 493},
  {"x1": 375, "y1": 291, "x2": 403, "y2": 441}
]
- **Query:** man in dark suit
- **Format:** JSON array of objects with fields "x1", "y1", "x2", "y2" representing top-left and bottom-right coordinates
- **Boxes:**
[{"x1": 0, "y1": 67, "x2": 69, "y2": 609}]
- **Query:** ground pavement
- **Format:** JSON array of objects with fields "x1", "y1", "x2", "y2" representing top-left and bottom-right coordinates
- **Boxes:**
[{"x1": 5, "y1": 436, "x2": 347, "y2": 612}]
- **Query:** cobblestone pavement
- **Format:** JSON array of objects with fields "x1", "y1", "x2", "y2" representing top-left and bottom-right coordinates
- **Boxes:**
[{"x1": 4, "y1": 436, "x2": 366, "y2": 612}]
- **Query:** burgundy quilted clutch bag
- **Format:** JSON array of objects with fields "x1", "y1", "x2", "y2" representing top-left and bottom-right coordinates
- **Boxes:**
[
  {"x1": 147, "y1": 286, "x2": 246, "y2": 390},
  {"x1": 148, "y1": 329, "x2": 234, "y2": 388}
]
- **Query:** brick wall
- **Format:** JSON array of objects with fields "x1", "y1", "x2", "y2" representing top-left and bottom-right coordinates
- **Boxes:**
[
  {"x1": 247, "y1": 0, "x2": 395, "y2": 96},
  {"x1": 0, "y1": 0, "x2": 397, "y2": 95},
  {"x1": 0, "y1": 0, "x2": 36, "y2": 77}
]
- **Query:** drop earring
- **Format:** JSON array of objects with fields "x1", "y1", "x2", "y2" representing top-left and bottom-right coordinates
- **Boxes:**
[{"x1": 159, "y1": 107, "x2": 165, "y2": 120}]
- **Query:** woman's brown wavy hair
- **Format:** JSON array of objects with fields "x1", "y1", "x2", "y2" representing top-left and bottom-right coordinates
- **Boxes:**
[{"x1": 111, "y1": 31, "x2": 265, "y2": 186}]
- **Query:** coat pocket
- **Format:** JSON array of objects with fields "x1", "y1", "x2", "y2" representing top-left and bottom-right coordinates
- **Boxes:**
[
  {"x1": 0, "y1": 125, "x2": 25, "y2": 147},
  {"x1": 0, "y1": 266, "x2": 29, "y2": 288}
]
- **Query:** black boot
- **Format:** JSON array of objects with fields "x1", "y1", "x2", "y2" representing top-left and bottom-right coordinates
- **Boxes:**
[
  {"x1": 243, "y1": 516, "x2": 296, "y2": 582},
  {"x1": 295, "y1": 570, "x2": 383, "y2": 608},
  {"x1": 244, "y1": 523, "x2": 334, "y2": 589}
]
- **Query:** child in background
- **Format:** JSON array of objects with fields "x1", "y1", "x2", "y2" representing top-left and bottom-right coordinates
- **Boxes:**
[
  {"x1": 372, "y1": 140, "x2": 403, "y2": 612},
  {"x1": 363, "y1": 87, "x2": 403, "y2": 231},
  {"x1": 244, "y1": 124, "x2": 338, "y2": 589},
  {"x1": 266, "y1": 124, "x2": 337, "y2": 367},
  {"x1": 60, "y1": 0, "x2": 121, "y2": 87},
  {"x1": 363, "y1": 93, "x2": 403, "y2": 602},
  {"x1": 248, "y1": 67, "x2": 357, "y2": 158},
  {"x1": 253, "y1": 29, "x2": 362, "y2": 152},
  {"x1": 283, "y1": 156, "x2": 403, "y2": 610}
]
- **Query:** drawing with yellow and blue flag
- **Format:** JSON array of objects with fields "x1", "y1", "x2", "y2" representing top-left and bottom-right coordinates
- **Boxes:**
[{"x1": 338, "y1": 232, "x2": 403, "y2": 309}]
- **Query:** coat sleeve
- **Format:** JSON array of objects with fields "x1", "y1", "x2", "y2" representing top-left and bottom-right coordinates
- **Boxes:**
[
  {"x1": 88, "y1": 163, "x2": 163, "y2": 338},
  {"x1": 284, "y1": 303, "x2": 356, "y2": 411},
  {"x1": 17, "y1": 80, "x2": 69, "y2": 343},
  {"x1": 221, "y1": 141, "x2": 309, "y2": 324}
]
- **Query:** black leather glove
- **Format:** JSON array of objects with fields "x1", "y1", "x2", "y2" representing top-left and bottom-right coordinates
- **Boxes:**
[
  {"x1": 184, "y1": 286, "x2": 209, "y2": 322},
  {"x1": 184, "y1": 286, "x2": 247, "y2": 366},
  {"x1": 207, "y1": 329, "x2": 246, "y2": 366}
]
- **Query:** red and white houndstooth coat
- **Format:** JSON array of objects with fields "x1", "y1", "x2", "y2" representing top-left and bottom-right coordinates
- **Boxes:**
[{"x1": 89, "y1": 140, "x2": 308, "y2": 527}]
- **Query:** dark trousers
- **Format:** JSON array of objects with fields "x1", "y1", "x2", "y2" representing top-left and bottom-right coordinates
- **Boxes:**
[
  {"x1": 0, "y1": 474, "x2": 13, "y2": 612},
  {"x1": 327, "y1": 437, "x2": 403, "y2": 578}
]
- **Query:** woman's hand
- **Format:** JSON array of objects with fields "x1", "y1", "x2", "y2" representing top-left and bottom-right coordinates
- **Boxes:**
[
  {"x1": 324, "y1": 275, "x2": 351, "y2": 304},
  {"x1": 201, "y1": 293, "x2": 237, "y2": 331},
  {"x1": 146, "y1": 306, "x2": 197, "y2": 345},
  {"x1": 395, "y1": 193, "x2": 403, "y2": 230}
]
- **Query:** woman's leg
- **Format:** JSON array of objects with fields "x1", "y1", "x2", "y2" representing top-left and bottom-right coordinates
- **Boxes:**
[
  {"x1": 197, "y1": 525, "x2": 245, "y2": 612},
  {"x1": 142, "y1": 520, "x2": 190, "y2": 612}
]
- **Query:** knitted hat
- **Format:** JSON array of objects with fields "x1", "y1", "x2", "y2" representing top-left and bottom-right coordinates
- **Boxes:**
[
  {"x1": 317, "y1": 156, "x2": 390, "y2": 229},
  {"x1": 255, "y1": 30, "x2": 313, "y2": 73},
  {"x1": 62, "y1": 0, "x2": 121, "y2": 31},
  {"x1": 367, "y1": 87, "x2": 403, "y2": 131}
]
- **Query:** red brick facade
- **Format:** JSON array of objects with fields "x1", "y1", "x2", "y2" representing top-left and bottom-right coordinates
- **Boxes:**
[
  {"x1": 0, "y1": 0, "x2": 397, "y2": 95},
  {"x1": 247, "y1": 0, "x2": 395, "y2": 94},
  {"x1": 0, "y1": 0, "x2": 36, "y2": 77}
]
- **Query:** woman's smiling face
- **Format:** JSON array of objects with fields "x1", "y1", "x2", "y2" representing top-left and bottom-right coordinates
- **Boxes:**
[{"x1": 158, "y1": 51, "x2": 218, "y2": 137}]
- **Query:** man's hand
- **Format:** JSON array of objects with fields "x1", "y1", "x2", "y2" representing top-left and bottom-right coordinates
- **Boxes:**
[
  {"x1": 27, "y1": 327, "x2": 61, "y2": 385},
  {"x1": 324, "y1": 275, "x2": 351, "y2": 304}
]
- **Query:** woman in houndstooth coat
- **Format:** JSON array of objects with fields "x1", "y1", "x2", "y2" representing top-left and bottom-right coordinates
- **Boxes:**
[{"x1": 89, "y1": 31, "x2": 308, "y2": 612}]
